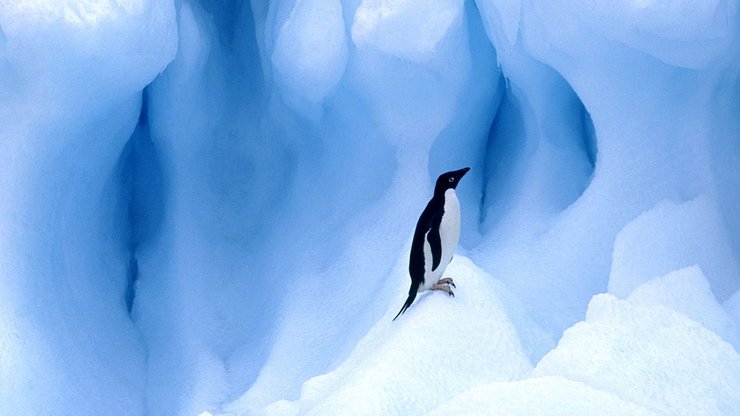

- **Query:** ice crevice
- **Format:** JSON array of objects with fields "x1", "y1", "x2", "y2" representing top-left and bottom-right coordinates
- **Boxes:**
[
  {"x1": 117, "y1": 88, "x2": 167, "y2": 315},
  {"x1": 474, "y1": 68, "x2": 597, "y2": 241}
]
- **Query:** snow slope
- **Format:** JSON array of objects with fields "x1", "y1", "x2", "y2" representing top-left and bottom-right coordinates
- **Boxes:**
[{"x1": 226, "y1": 257, "x2": 531, "y2": 416}]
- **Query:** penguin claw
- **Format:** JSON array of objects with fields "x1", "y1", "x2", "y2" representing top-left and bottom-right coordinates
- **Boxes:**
[
  {"x1": 431, "y1": 283, "x2": 455, "y2": 297},
  {"x1": 437, "y1": 277, "x2": 456, "y2": 288}
]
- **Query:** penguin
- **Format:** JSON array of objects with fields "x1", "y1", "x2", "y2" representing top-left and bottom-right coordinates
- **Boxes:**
[{"x1": 393, "y1": 167, "x2": 470, "y2": 321}]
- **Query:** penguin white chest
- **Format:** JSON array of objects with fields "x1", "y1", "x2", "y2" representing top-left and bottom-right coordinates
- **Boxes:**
[
  {"x1": 440, "y1": 189, "x2": 461, "y2": 254},
  {"x1": 421, "y1": 189, "x2": 461, "y2": 290}
]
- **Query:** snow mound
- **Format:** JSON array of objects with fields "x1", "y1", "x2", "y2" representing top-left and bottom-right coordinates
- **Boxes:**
[
  {"x1": 226, "y1": 256, "x2": 532, "y2": 416},
  {"x1": 608, "y1": 196, "x2": 740, "y2": 301},
  {"x1": 427, "y1": 376, "x2": 658, "y2": 416},
  {"x1": 535, "y1": 294, "x2": 740, "y2": 416},
  {"x1": 628, "y1": 266, "x2": 740, "y2": 349}
]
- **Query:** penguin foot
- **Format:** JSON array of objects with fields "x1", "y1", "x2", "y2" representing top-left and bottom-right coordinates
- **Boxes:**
[
  {"x1": 437, "y1": 277, "x2": 456, "y2": 288},
  {"x1": 431, "y1": 283, "x2": 455, "y2": 297}
]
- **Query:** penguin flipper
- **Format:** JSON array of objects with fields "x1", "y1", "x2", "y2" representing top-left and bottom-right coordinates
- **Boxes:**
[
  {"x1": 393, "y1": 282, "x2": 420, "y2": 321},
  {"x1": 427, "y1": 224, "x2": 442, "y2": 272}
]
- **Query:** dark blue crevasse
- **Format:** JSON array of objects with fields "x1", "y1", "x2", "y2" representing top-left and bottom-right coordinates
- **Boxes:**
[
  {"x1": 199, "y1": 0, "x2": 245, "y2": 47},
  {"x1": 478, "y1": 84, "x2": 526, "y2": 229},
  {"x1": 119, "y1": 88, "x2": 166, "y2": 314},
  {"x1": 478, "y1": 73, "x2": 597, "y2": 234},
  {"x1": 580, "y1": 100, "x2": 597, "y2": 169}
]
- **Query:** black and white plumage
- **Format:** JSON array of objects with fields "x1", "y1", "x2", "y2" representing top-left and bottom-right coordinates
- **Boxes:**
[{"x1": 393, "y1": 167, "x2": 470, "y2": 321}]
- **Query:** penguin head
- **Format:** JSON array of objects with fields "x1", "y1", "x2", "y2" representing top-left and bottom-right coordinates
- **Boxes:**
[{"x1": 434, "y1": 167, "x2": 470, "y2": 195}]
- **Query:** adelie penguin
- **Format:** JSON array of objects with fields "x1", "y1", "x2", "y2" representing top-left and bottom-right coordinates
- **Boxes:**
[{"x1": 393, "y1": 167, "x2": 470, "y2": 321}]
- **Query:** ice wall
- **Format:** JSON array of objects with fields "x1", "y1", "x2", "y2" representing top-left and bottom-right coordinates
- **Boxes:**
[
  {"x1": 0, "y1": 1, "x2": 177, "y2": 415},
  {"x1": 135, "y1": 0, "x2": 502, "y2": 413},
  {"x1": 1, "y1": 1, "x2": 739, "y2": 416},
  {"x1": 472, "y1": 0, "x2": 740, "y2": 338}
]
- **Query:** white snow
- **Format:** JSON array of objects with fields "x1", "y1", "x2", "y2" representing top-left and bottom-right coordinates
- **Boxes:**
[
  {"x1": 535, "y1": 294, "x2": 740, "y2": 416},
  {"x1": 427, "y1": 376, "x2": 658, "y2": 416},
  {"x1": 226, "y1": 256, "x2": 532, "y2": 416},
  {"x1": 609, "y1": 195, "x2": 740, "y2": 301},
  {"x1": 1, "y1": 1, "x2": 739, "y2": 415},
  {"x1": 627, "y1": 266, "x2": 740, "y2": 349}
]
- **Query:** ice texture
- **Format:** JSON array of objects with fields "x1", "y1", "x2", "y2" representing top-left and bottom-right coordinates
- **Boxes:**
[
  {"x1": 234, "y1": 257, "x2": 532, "y2": 416},
  {"x1": 469, "y1": 0, "x2": 740, "y2": 342},
  {"x1": 271, "y1": 0, "x2": 348, "y2": 104},
  {"x1": 535, "y1": 294, "x2": 740, "y2": 416},
  {"x1": 352, "y1": 0, "x2": 464, "y2": 63},
  {"x1": 609, "y1": 196, "x2": 740, "y2": 301},
  {"x1": 427, "y1": 376, "x2": 658, "y2": 416},
  {"x1": 1, "y1": 0, "x2": 739, "y2": 415},
  {"x1": 0, "y1": 1, "x2": 176, "y2": 415},
  {"x1": 627, "y1": 266, "x2": 740, "y2": 349}
]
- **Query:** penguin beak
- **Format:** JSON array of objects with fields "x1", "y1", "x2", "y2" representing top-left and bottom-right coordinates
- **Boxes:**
[{"x1": 459, "y1": 167, "x2": 470, "y2": 177}]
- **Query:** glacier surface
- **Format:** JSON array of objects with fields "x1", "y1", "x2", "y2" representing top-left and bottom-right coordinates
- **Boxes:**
[{"x1": 1, "y1": 0, "x2": 739, "y2": 415}]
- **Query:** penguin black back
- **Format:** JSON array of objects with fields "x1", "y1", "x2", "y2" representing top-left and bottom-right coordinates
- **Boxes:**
[{"x1": 393, "y1": 167, "x2": 470, "y2": 321}]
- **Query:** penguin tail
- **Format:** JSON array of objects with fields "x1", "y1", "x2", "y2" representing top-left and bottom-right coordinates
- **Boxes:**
[{"x1": 392, "y1": 289, "x2": 418, "y2": 321}]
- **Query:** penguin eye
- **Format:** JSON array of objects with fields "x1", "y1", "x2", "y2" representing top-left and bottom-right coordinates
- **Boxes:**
[{"x1": 448, "y1": 177, "x2": 454, "y2": 183}]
